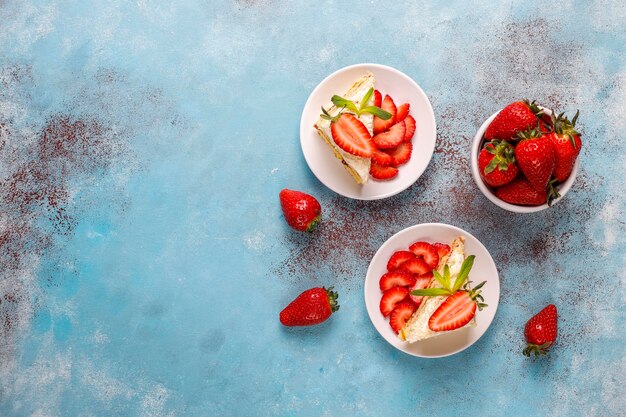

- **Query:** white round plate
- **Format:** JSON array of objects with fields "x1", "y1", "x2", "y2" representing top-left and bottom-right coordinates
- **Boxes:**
[
  {"x1": 300, "y1": 63, "x2": 436, "y2": 200},
  {"x1": 364, "y1": 223, "x2": 500, "y2": 358}
]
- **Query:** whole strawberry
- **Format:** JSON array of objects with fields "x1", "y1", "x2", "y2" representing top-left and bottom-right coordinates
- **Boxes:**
[
  {"x1": 495, "y1": 177, "x2": 551, "y2": 206},
  {"x1": 523, "y1": 304, "x2": 558, "y2": 356},
  {"x1": 279, "y1": 189, "x2": 321, "y2": 232},
  {"x1": 485, "y1": 100, "x2": 543, "y2": 141},
  {"x1": 279, "y1": 287, "x2": 339, "y2": 326},
  {"x1": 478, "y1": 140, "x2": 519, "y2": 187},
  {"x1": 514, "y1": 127, "x2": 556, "y2": 192},
  {"x1": 545, "y1": 111, "x2": 582, "y2": 182}
]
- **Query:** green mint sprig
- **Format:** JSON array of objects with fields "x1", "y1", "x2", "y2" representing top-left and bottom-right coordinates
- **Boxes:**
[{"x1": 320, "y1": 87, "x2": 392, "y2": 120}]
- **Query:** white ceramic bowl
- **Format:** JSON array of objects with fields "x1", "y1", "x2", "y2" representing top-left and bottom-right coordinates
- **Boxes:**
[
  {"x1": 470, "y1": 107, "x2": 579, "y2": 213},
  {"x1": 300, "y1": 63, "x2": 437, "y2": 200},
  {"x1": 364, "y1": 223, "x2": 500, "y2": 358}
]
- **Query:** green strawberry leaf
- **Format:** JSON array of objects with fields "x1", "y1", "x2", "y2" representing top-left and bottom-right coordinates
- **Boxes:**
[
  {"x1": 472, "y1": 280, "x2": 486, "y2": 291},
  {"x1": 571, "y1": 109, "x2": 579, "y2": 127},
  {"x1": 484, "y1": 157, "x2": 499, "y2": 174}
]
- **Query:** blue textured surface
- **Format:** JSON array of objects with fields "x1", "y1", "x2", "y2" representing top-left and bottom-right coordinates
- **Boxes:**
[{"x1": 0, "y1": 1, "x2": 625, "y2": 416}]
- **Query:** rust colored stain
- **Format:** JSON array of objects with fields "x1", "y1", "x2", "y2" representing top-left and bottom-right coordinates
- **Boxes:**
[{"x1": 0, "y1": 114, "x2": 117, "y2": 354}]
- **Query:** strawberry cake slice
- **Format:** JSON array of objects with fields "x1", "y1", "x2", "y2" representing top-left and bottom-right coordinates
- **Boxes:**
[
  {"x1": 314, "y1": 72, "x2": 378, "y2": 184},
  {"x1": 399, "y1": 236, "x2": 487, "y2": 342}
]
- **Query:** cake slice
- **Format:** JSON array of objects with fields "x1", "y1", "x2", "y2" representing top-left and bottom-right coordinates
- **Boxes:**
[
  {"x1": 399, "y1": 236, "x2": 479, "y2": 342},
  {"x1": 314, "y1": 73, "x2": 376, "y2": 184}
]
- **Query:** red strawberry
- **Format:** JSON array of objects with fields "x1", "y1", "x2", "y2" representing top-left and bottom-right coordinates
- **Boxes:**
[
  {"x1": 330, "y1": 113, "x2": 375, "y2": 157},
  {"x1": 485, "y1": 100, "x2": 542, "y2": 141},
  {"x1": 373, "y1": 94, "x2": 397, "y2": 134},
  {"x1": 373, "y1": 89, "x2": 382, "y2": 107},
  {"x1": 372, "y1": 120, "x2": 406, "y2": 149},
  {"x1": 399, "y1": 257, "x2": 430, "y2": 275},
  {"x1": 478, "y1": 140, "x2": 519, "y2": 187},
  {"x1": 279, "y1": 189, "x2": 322, "y2": 232},
  {"x1": 495, "y1": 177, "x2": 549, "y2": 206},
  {"x1": 379, "y1": 271, "x2": 417, "y2": 292},
  {"x1": 403, "y1": 115, "x2": 416, "y2": 142},
  {"x1": 408, "y1": 241, "x2": 439, "y2": 269},
  {"x1": 389, "y1": 301, "x2": 417, "y2": 333},
  {"x1": 380, "y1": 287, "x2": 409, "y2": 317},
  {"x1": 514, "y1": 127, "x2": 556, "y2": 192},
  {"x1": 370, "y1": 162, "x2": 398, "y2": 180},
  {"x1": 279, "y1": 287, "x2": 339, "y2": 326},
  {"x1": 428, "y1": 291, "x2": 477, "y2": 332},
  {"x1": 523, "y1": 304, "x2": 558, "y2": 356},
  {"x1": 372, "y1": 149, "x2": 394, "y2": 167},
  {"x1": 431, "y1": 243, "x2": 450, "y2": 257},
  {"x1": 545, "y1": 111, "x2": 582, "y2": 182},
  {"x1": 408, "y1": 273, "x2": 432, "y2": 306},
  {"x1": 386, "y1": 142, "x2": 412, "y2": 167},
  {"x1": 387, "y1": 250, "x2": 416, "y2": 271},
  {"x1": 396, "y1": 103, "x2": 410, "y2": 122}
]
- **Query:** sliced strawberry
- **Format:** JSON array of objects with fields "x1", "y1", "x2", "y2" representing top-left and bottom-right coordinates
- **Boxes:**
[
  {"x1": 373, "y1": 94, "x2": 397, "y2": 134},
  {"x1": 428, "y1": 291, "x2": 476, "y2": 332},
  {"x1": 373, "y1": 89, "x2": 382, "y2": 107},
  {"x1": 330, "y1": 113, "x2": 375, "y2": 158},
  {"x1": 431, "y1": 242, "x2": 451, "y2": 258},
  {"x1": 389, "y1": 301, "x2": 417, "y2": 333},
  {"x1": 387, "y1": 250, "x2": 416, "y2": 271},
  {"x1": 372, "y1": 149, "x2": 394, "y2": 167},
  {"x1": 380, "y1": 287, "x2": 409, "y2": 317},
  {"x1": 409, "y1": 241, "x2": 439, "y2": 269},
  {"x1": 403, "y1": 115, "x2": 416, "y2": 142},
  {"x1": 399, "y1": 257, "x2": 430, "y2": 275},
  {"x1": 370, "y1": 162, "x2": 398, "y2": 180},
  {"x1": 396, "y1": 103, "x2": 410, "y2": 122},
  {"x1": 408, "y1": 273, "x2": 433, "y2": 306},
  {"x1": 379, "y1": 271, "x2": 417, "y2": 292},
  {"x1": 386, "y1": 142, "x2": 412, "y2": 166},
  {"x1": 372, "y1": 121, "x2": 406, "y2": 149}
]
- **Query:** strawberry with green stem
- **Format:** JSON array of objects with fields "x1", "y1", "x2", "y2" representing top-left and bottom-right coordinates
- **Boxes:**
[
  {"x1": 545, "y1": 111, "x2": 582, "y2": 183},
  {"x1": 523, "y1": 304, "x2": 558, "y2": 356},
  {"x1": 279, "y1": 189, "x2": 322, "y2": 232},
  {"x1": 514, "y1": 127, "x2": 558, "y2": 198},
  {"x1": 478, "y1": 140, "x2": 519, "y2": 187},
  {"x1": 411, "y1": 255, "x2": 487, "y2": 332},
  {"x1": 280, "y1": 287, "x2": 340, "y2": 327}
]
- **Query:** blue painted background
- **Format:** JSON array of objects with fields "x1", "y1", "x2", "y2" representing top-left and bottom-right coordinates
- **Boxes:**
[{"x1": 0, "y1": 1, "x2": 624, "y2": 416}]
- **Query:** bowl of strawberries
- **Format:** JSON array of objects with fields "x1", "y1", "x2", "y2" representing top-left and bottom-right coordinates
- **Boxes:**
[{"x1": 471, "y1": 100, "x2": 582, "y2": 213}]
